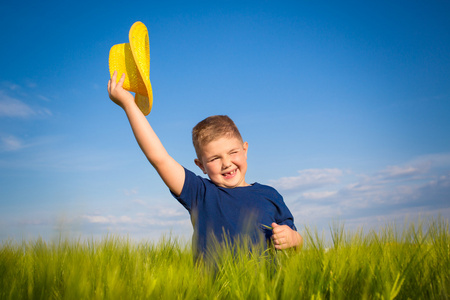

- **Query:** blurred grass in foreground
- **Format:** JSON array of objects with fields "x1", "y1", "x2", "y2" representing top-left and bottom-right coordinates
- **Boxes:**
[{"x1": 1, "y1": 217, "x2": 449, "y2": 299}]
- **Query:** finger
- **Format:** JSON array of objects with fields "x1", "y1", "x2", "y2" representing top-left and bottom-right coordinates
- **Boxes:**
[
  {"x1": 111, "y1": 70, "x2": 117, "y2": 82},
  {"x1": 117, "y1": 73, "x2": 126, "y2": 87},
  {"x1": 272, "y1": 235, "x2": 284, "y2": 245},
  {"x1": 272, "y1": 223, "x2": 280, "y2": 233},
  {"x1": 277, "y1": 238, "x2": 286, "y2": 245},
  {"x1": 273, "y1": 238, "x2": 285, "y2": 249},
  {"x1": 272, "y1": 225, "x2": 286, "y2": 235},
  {"x1": 274, "y1": 244, "x2": 287, "y2": 250},
  {"x1": 109, "y1": 71, "x2": 117, "y2": 90}
]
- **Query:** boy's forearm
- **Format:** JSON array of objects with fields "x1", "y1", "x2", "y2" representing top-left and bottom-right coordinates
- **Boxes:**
[
  {"x1": 123, "y1": 103, "x2": 166, "y2": 165},
  {"x1": 122, "y1": 103, "x2": 185, "y2": 195}
]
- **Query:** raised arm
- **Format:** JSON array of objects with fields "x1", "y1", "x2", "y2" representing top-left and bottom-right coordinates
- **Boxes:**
[{"x1": 108, "y1": 71, "x2": 185, "y2": 196}]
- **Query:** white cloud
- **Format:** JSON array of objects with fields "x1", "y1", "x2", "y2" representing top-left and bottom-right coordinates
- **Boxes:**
[
  {"x1": 82, "y1": 214, "x2": 134, "y2": 224},
  {"x1": 132, "y1": 198, "x2": 146, "y2": 205},
  {"x1": 81, "y1": 203, "x2": 188, "y2": 228},
  {"x1": 0, "y1": 90, "x2": 52, "y2": 118},
  {"x1": 301, "y1": 191, "x2": 338, "y2": 200},
  {"x1": 1, "y1": 81, "x2": 21, "y2": 91},
  {"x1": 277, "y1": 153, "x2": 450, "y2": 234},
  {"x1": 0, "y1": 134, "x2": 55, "y2": 153},
  {"x1": 0, "y1": 135, "x2": 26, "y2": 151},
  {"x1": 269, "y1": 168, "x2": 343, "y2": 191},
  {"x1": 0, "y1": 141, "x2": 124, "y2": 171},
  {"x1": 25, "y1": 81, "x2": 37, "y2": 89},
  {"x1": 124, "y1": 188, "x2": 139, "y2": 196},
  {"x1": 378, "y1": 165, "x2": 425, "y2": 179},
  {"x1": 412, "y1": 153, "x2": 450, "y2": 166},
  {"x1": 37, "y1": 95, "x2": 51, "y2": 102},
  {"x1": 129, "y1": 199, "x2": 186, "y2": 218},
  {"x1": 77, "y1": 208, "x2": 192, "y2": 241},
  {"x1": 83, "y1": 215, "x2": 111, "y2": 224},
  {"x1": 0, "y1": 91, "x2": 36, "y2": 117}
]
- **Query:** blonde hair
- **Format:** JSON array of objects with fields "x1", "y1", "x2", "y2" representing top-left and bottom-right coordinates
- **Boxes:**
[{"x1": 192, "y1": 115, "x2": 243, "y2": 159}]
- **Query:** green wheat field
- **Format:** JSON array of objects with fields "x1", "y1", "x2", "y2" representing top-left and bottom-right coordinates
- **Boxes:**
[{"x1": 1, "y1": 217, "x2": 449, "y2": 299}]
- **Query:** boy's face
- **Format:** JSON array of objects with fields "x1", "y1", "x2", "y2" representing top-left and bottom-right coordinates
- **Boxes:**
[{"x1": 195, "y1": 136, "x2": 249, "y2": 188}]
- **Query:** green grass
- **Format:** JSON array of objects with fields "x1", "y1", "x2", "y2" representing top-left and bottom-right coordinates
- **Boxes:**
[{"x1": 1, "y1": 217, "x2": 449, "y2": 299}]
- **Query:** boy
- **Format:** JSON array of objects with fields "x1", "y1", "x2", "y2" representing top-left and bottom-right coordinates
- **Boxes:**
[{"x1": 108, "y1": 71, "x2": 302, "y2": 258}]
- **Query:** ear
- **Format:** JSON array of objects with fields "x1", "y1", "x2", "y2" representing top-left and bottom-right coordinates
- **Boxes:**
[
  {"x1": 243, "y1": 141, "x2": 249, "y2": 158},
  {"x1": 194, "y1": 158, "x2": 207, "y2": 174}
]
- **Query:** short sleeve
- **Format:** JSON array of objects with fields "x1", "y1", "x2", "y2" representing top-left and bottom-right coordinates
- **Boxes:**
[
  {"x1": 271, "y1": 188, "x2": 297, "y2": 231},
  {"x1": 171, "y1": 167, "x2": 205, "y2": 212}
]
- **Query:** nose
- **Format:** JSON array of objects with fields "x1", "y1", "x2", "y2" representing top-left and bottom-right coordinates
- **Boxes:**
[{"x1": 222, "y1": 156, "x2": 232, "y2": 169}]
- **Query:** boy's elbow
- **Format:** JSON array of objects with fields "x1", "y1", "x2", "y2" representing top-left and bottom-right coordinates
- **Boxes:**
[{"x1": 153, "y1": 159, "x2": 185, "y2": 196}]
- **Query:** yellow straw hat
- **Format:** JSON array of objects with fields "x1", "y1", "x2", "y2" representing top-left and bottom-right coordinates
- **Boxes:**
[{"x1": 109, "y1": 21, "x2": 153, "y2": 115}]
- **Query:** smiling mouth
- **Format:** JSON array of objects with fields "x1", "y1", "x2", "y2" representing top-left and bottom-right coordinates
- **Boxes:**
[{"x1": 223, "y1": 169, "x2": 237, "y2": 178}]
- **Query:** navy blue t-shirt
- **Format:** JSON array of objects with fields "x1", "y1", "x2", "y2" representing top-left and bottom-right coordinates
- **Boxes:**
[{"x1": 172, "y1": 168, "x2": 297, "y2": 257}]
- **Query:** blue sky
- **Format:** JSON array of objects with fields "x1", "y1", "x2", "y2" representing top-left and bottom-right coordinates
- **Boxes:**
[{"x1": 1, "y1": 1, "x2": 449, "y2": 242}]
